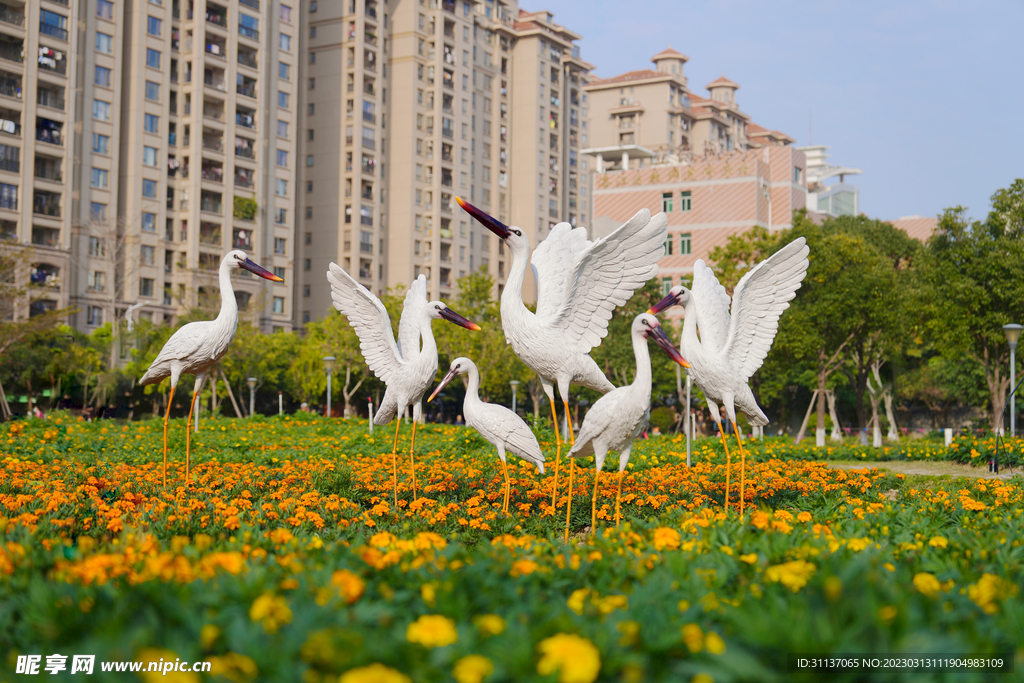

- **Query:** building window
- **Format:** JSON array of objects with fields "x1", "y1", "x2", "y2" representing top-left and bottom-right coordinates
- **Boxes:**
[
  {"x1": 142, "y1": 212, "x2": 157, "y2": 232},
  {"x1": 275, "y1": 208, "x2": 286, "y2": 224},
  {"x1": 661, "y1": 277, "x2": 673, "y2": 296},
  {"x1": 303, "y1": 259, "x2": 311, "y2": 271},
  {"x1": 306, "y1": 155, "x2": 314, "y2": 167},
  {"x1": 663, "y1": 236, "x2": 673, "y2": 256},
  {"x1": 679, "y1": 191, "x2": 692, "y2": 211},
  {"x1": 277, "y1": 150, "x2": 288, "y2": 167},
  {"x1": 97, "y1": 0, "x2": 114, "y2": 20},
  {"x1": 279, "y1": 34, "x2": 291, "y2": 51},
  {"x1": 139, "y1": 278, "x2": 155, "y2": 297},
  {"x1": 305, "y1": 206, "x2": 312, "y2": 218},
  {"x1": 680, "y1": 233, "x2": 692, "y2": 255},
  {"x1": 279, "y1": 62, "x2": 290, "y2": 80},
  {"x1": 274, "y1": 266, "x2": 286, "y2": 279},
  {"x1": 274, "y1": 237, "x2": 286, "y2": 254},
  {"x1": 90, "y1": 203, "x2": 107, "y2": 223},
  {"x1": 91, "y1": 168, "x2": 108, "y2": 189},
  {"x1": 87, "y1": 305, "x2": 103, "y2": 325},
  {"x1": 141, "y1": 244, "x2": 156, "y2": 265},
  {"x1": 273, "y1": 297, "x2": 285, "y2": 313},
  {"x1": 142, "y1": 179, "x2": 157, "y2": 198},
  {"x1": 308, "y1": 77, "x2": 315, "y2": 90},
  {"x1": 144, "y1": 113, "x2": 159, "y2": 133},
  {"x1": 93, "y1": 99, "x2": 111, "y2": 121},
  {"x1": 92, "y1": 133, "x2": 109, "y2": 154},
  {"x1": 95, "y1": 66, "x2": 111, "y2": 87},
  {"x1": 145, "y1": 81, "x2": 160, "y2": 101},
  {"x1": 143, "y1": 146, "x2": 158, "y2": 166},
  {"x1": 147, "y1": 15, "x2": 162, "y2": 36},
  {"x1": 661, "y1": 192, "x2": 673, "y2": 213},
  {"x1": 280, "y1": 4, "x2": 292, "y2": 22},
  {"x1": 145, "y1": 49, "x2": 161, "y2": 69},
  {"x1": 278, "y1": 91, "x2": 290, "y2": 108},
  {"x1": 309, "y1": 52, "x2": 316, "y2": 64},
  {"x1": 277, "y1": 120, "x2": 289, "y2": 138},
  {"x1": 276, "y1": 179, "x2": 288, "y2": 196},
  {"x1": 793, "y1": 167, "x2": 802, "y2": 184},
  {"x1": 96, "y1": 32, "x2": 113, "y2": 53}
]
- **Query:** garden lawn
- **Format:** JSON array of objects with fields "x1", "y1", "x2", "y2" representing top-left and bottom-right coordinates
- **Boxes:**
[{"x1": 1, "y1": 414, "x2": 1022, "y2": 682}]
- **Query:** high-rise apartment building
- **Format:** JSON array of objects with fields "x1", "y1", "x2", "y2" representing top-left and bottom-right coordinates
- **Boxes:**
[
  {"x1": 3, "y1": 0, "x2": 296, "y2": 333},
  {"x1": 297, "y1": 0, "x2": 590, "y2": 323}
]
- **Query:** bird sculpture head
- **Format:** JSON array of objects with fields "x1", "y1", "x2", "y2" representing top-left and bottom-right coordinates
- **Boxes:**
[
  {"x1": 647, "y1": 285, "x2": 688, "y2": 315},
  {"x1": 455, "y1": 196, "x2": 530, "y2": 257},
  {"x1": 428, "y1": 356, "x2": 474, "y2": 402},
  {"x1": 224, "y1": 250, "x2": 284, "y2": 281},
  {"x1": 426, "y1": 301, "x2": 482, "y2": 331},
  {"x1": 636, "y1": 313, "x2": 690, "y2": 367}
]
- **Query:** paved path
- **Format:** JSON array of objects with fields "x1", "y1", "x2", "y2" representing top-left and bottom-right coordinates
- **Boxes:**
[{"x1": 828, "y1": 460, "x2": 1021, "y2": 481}]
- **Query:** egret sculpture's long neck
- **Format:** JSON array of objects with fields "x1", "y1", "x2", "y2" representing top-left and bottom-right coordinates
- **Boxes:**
[
  {"x1": 632, "y1": 330, "x2": 653, "y2": 391},
  {"x1": 462, "y1": 366, "x2": 481, "y2": 407},
  {"x1": 419, "y1": 315, "x2": 438, "y2": 362},
  {"x1": 680, "y1": 299, "x2": 700, "y2": 358},
  {"x1": 500, "y1": 242, "x2": 534, "y2": 329},
  {"x1": 217, "y1": 261, "x2": 238, "y2": 326}
]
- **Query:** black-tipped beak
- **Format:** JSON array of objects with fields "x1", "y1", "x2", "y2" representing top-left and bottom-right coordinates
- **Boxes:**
[
  {"x1": 647, "y1": 291, "x2": 680, "y2": 316},
  {"x1": 456, "y1": 196, "x2": 511, "y2": 239},
  {"x1": 428, "y1": 366, "x2": 460, "y2": 403},
  {"x1": 648, "y1": 325, "x2": 690, "y2": 368},
  {"x1": 439, "y1": 307, "x2": 482, "y2": 331},
  {"x1": 240, "y1": 258, "x2": 283, "y2": 282}
]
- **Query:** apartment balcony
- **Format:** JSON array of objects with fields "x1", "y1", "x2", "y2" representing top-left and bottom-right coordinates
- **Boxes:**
[
  {"x1": 200, "y1": 192, "x2": 222, "y2": 214},
  {"x1": 204, "y1": 37, "x2": 226, "y2": 60},
  {"x1": 205, "y1": 4, "x2": 227, "y2": 28},
  {"x1": 201, "y1": 136, "x2": 223, "y2": 153},
  {"x1": 362, "y1": 137, "x2": 375, "y2": 150},
  {"x1": 199, "y1": 221, "x2": 221, "y2": 245},
  {"x1": 232, "y1": 228, "x2": 251, "y2": 250},
  {"x1": 203, "y1": 101, "x2": 224, "y2": 120},
  {"x1": 0, "y1": 72, "x2": 19, "y2": 99},
  {"x1": 36, "y1": 85, "x2": 64, "y2": 111},
  {"x1": 236, "y1": 76, "x2": 256, "y2": 99},
  {"x1": 238, "y1": 24, "x2": 258, "y2": 40},
  {"x1": 358, "y1": 268, "x2": 371, "y2": 279},
  {"x1": 239, "y1": 0, "x2": 259, "y2": 10},
  {"x1": 237, "y1": 48, "x2": 257, "y2": 69},
  {"x1": 0, "y1": 191, "x2": 14, "y2": 211},
  {"x1": 35, "y1": 121, "x2": 62, "y2": 146},
  {"x1": 0, "y1": 4, "x2": 25, "y2": 27},
  {"x1": 200, "y1": 161, "x2": 223, "y2": 183},
  {"x1": 359, "y1": 241, "x2": 372, "y2": 253},
  {"x1": 40, "y1": 23, "x2": 67, "y2": 42},
  {"x1": 0, "y1": 37, "x2": 23, "y2": 64},
  {"x1": 203, "y1": 69, "x2": 227, "y2": 93},
  {"x1": 31, "y1": 226, "x2": 59, "y2": 247},
  {"x1": 34, "y1": 157, "x2": 62, "y2": 181},
  {"x1": 0, "y1": 149, "x2": 17, "y2": 174},
  {"x1": 234, "y1": 171, "x2": 253, "y2": 189},
  {"x1": 32, "y1": 190, "x2": 60, "y2": 217},
  {"x1": 234, "y1": 139, "x2": 255, "y2": 159},
  {"x1": 38, "y1": 47, "x2": 65, "y2": 76},
  {"x1": 235, "y1": 107, "x2": 255, "y2": 129}
]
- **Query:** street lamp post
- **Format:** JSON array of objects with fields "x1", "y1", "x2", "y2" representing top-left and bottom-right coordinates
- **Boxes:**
[
  {"x1": 1004, "y1": 324, "x2": 1022, "y2": 438},
  {"x1": 247, "y1": 377, "x2": 257, "y2": 417},
  {"x1": 509, "y1": 380, "x2": 520, "y2": 414},
  {"x1": 323, "y1": 356, "x2": 336, "y2": 417}
]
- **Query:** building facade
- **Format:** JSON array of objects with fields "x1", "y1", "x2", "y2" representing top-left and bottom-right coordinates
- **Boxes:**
[{"x1": 296, "y1": 0, "x2": 591, "y2": 324}]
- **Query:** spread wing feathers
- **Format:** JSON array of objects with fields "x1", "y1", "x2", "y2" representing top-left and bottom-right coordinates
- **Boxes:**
[
  {"x1": 530, "y1": 222, "x2": 591, "y2": 321},
  {"x1": 722, "y1": 237, "x2": 810, "y2": 380},
  {"x1": 691, "y1": 260, "x2": 733, "y2": 352},
  {"x1": 554, "y1": 209, "x2": 667, "y2": 354},
  {"x1": 397, "y1": 275, "x2": 428, "y2": 358},
  {"x1": 141, "y1": 321, "x2": 218, "y2": 384},
  {"x1": 476, "y1": 404, "x2": 545, "y2": 470},
  {"x1": 327, "y1": 262, "x2": 402, "y2": 385}
]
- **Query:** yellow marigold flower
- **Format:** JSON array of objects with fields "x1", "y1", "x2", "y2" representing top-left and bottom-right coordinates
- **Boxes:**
[
  {"x1": 340, "y1": 664, "x2": 411, "y2": 683},
  {"x1": 370, "y1": 532, "x2": 397, "y2": 548},
  {"x1": 617, "y1": 620, "x2": 640, "y2": 646},
  {"x1": 705, "y1": 632, "x2": 726, "y2": 655},
  {"x1": 249, "y1": 593, "x2": 292, "y2": 633},
  {"x1": 823, "y1": 576, "x2": 843, "y2": 601},
  {"x1": 738, "y1": 553, "x2": 758, "y2": 564},
  {"x1": 332, "y1": 569, "x2": 366, "y2": 605},
  {"x1": 453, "y1": 655, "x2": 494, "y2": 683},
  {"x1": 596, "y1": 595, "x2": 628, "y2": 615},
  {"x1": 913, "y1": 572, "x2": 942, "y2": 597},
  {"x1": 846, "y1": 538, "x2": 870, "y2": 552},
  {"x1": 407, "y1": 614, "x2": 458, "y2": 648},
  {"x1": 968, "y1": 573, "x2": 1017, "y2": 615},
  {"x1": 751, "y1": 511, "x2": 770, "y2": 529},
  {"x1": 137, "y1": 649, "x2": 200, "y2": 683},
  {"x1": 797, "y1": 511, "x2": 812, "y2": 523},
  {"x1": 536, "y1": 633, "x2": 601, "y2": 683},
  {"x1": 421, "y1": 583, "x2": 437, "y2": 606},
  {"x1": 474, "y1": 614, "x2": 506, "y2": 636},
  {"x1": 928, "y1": 536, "x2": 948, "y2": 548},
  {"x1": 879, "y1": 605, "x2": 897, "y2": 622},
  {"x1": 207, "y1": 652, "x2": 258, "y2": 681},
  {"x1": 652, "y1": 527, "x2": 681, "y2": 551},
  {"x1": 883, "y1": 563, "x2": 895, "y2": 572},
  {"x1": 200, "y1": 624, "x2": 220, "y2": 650},
  {"x1": 567, "y1": 588, "x2": 591, "y2": 615},
  {"x1": 510, "y1": 559, "x2": 539, "y2": 577},
  {"x1": 765, "y1": 560, "x2": 816, "y2": 592},
  {"x1": 269, "y1": 528, "x2": 293, "y2": 545},
  {"x1": 681, "y1": 623, "x2": 704, "y2": 653},
  {"x1": 691, "y1": 675, "x2": 715, "y2": 683}
]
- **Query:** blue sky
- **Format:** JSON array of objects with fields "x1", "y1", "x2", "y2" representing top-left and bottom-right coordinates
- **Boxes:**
[{"x1": 543, "y1": 0, "x2": 1024, "y2": 222}]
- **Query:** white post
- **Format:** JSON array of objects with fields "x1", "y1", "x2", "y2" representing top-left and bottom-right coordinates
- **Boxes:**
[
  {"x1": 944, "y1": 428, "x2": 953, "y2": 447},
  {"x1": 367, "y1": 399, "x2": 374, "y2": 434},
  {"x1": 248, "y1": 386, "x2": 255, "y2": 417},
  {"x1": 194, "y1": 391, "x2": 200, "y2": 432},
  {"x1": 685, "y1": 374, "x2": 692, "y2": 467},
  {"x1": 1011, "y1": 344, "x2": 1017, "y2": 438},
  {"x1": 278, "y1": 391, "x2": 283, "y2": 416},
  {"x1": 621, "y1": 150, "x2": 629, "y2": 171},
  {"x1": 326, "y1": 372, "x2": 332, "y2": 417}
]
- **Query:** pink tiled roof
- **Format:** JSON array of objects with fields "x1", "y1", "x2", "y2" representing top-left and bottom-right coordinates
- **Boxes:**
[
  {"x1": 652, "y1": 47, "x2": 688, "y2": 61},
  {"x1": 889, "y1": 216, "x2": 938, "y2": 242},
  {"x1": 706, "y1": 75, "x2": 739, "y2": 89},
  {"x1": 592, "y1": 69, "x2": 663, "y2": 85}
]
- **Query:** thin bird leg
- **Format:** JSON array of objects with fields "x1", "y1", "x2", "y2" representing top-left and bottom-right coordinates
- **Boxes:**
[
  {"x1": 501, "y1": 459, "x2": 510, "y2": 514},
  {"x1": 391, "y1": 418, "x2": 401, "y2": 507},
  {"x1": 163, "y1": 385, "x2": 175, "y2": 488},
  {"x1": 185, "y1": 390, "x2": 200, "y2": 485},
  {"x1": 615, "y1": 470, "x2": 624, "y2": 527},
  {"x1": 563, "y1": 460, "x2": 574, "y2": 544},
  {"x1": 591, "y1": 468, "x2": 601, "y2": 534},
  {"x1": 563, "y1": 398, "x2": 575, "y2": 446},
  {"x1": 408, "y1": 418, "x2": 418, "y2": 501},
  {"x1": 549, "y1": 395, "x2": 561, "y2": 509},
  {"x1": 733, "y1": 422, "x2": 746, "y2": 516},
  {"x1": 717, "y1": 421, "x2": 732, "y2": 511}
]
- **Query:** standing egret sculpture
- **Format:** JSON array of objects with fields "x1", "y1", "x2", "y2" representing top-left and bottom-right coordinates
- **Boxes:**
[
  {"x1": 567, "y1": 314, "x2": 689, "y2": 539},
  {"x1": 140, "y1": 250, "x2": 283, "y2": 486},
  {"x1": 648, "y1": 237, "x2": 809, "y2": 513},
  {"x1": 428, "y1": 357, "x2": 545, "y2": 513},
  {"x1": 455, "y1": 197, "x2": 666, "y2": 507},
  {"x1": 326, "y1": 268, "x2": 480, "y2": 505}
]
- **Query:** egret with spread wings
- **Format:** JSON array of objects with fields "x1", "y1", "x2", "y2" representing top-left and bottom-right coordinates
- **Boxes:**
[
  {"x1": 649, "y1": 237, "x2": 809, "y2": 512},
  {"x1": 141, "y1": 250, "x2": 283, "y2": 486},
  {"x1": 429, "y1": 357, "x2": 544, "y2": 514},
  {"x1": 327, "y1": 267, "x2": 480, "y2": 504},
  {"x1": 456, "y1": 197, "x2": 666, "y2": 508}
]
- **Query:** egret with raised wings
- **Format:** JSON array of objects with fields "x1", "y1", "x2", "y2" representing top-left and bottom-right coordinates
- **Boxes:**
[
  {"x1": 648, "y1": 237, "x2": 809, "y2": 513},
  {"x1": 567, "y1": 314, "x2": 689, "y2": 539},
  {"x1": 327, "y1": 268, "x2": 480, "y2": 505},
  {"x1": 456, "y1": 197, "x2": 666, "y2": 507},
  {"x1": 429, "y1": 357, "x2": 545, "y2": 513},
  {"x1": 141, "y1": 250, "x2": 283, "y2": 486}
]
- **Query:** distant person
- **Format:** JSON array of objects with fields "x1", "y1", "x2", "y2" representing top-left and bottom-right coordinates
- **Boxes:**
[
  {"x1": 299, "y1": 402, "x2": 310, "y2": 413},
  {"x1": 32, "y1": 406, "x2": 44, "y2": 419},
  {"x1": 455, "y1": 414, "x2": 465, "y2": 425}
]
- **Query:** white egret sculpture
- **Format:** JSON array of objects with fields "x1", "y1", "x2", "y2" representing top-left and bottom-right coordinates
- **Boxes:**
[
  {"x1": 648, "y1": 237, "x2": 809, "y2": 513},
  {"x1": 326, "y1": 268, "x2": 480, "y2": 505},
  {"x1": 140, "y1": 250, "x2": 283, "y2": 486},
  {"x1": 567, "y1": 314, "x2": 689, "y2": 539},
  {"x1": 428, "y1": 357, "x2": 545, "y2": 513},
  {"x1": 455, "y1": 197, "x2": 666, "y2": 507}
]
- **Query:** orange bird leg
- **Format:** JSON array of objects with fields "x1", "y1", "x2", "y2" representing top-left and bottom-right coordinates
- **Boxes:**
[
  {"x1": 563, "y1": 398, "x2": 575, "y2": 446},
  {"x1": 733, "y1": 422, "x2": 746, "y2": 516},
  {"x1": 563, "y1": 459, "x2": 574, "y2": 544},
  {"x1": 185, "y1": 390, "x2": 200, "y2": 484},
  {"x1": 409, "y1": 418, "x2": 418, "y2": 501},
  {"x1": 549, "y1": 395, "x2": 561, "y2": 509},
  {"x1": 591, "y1": 468, "x2": 601, "y2": 534},
  {"x1": 615, "y1": 470, "x2": 624, "y2": 527},
  {"x1": 391, "y1": 418, "x2": 401, "y2": 507},
  {"x1": 717, "y1": 421, "x2": 732, "y2": 511},
  {"x1": 501, "y1": 459, "x2": 510, "y2": 514},
  {"x1": 163, "y1": 385, "x2": 175, "y2": 488}
]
